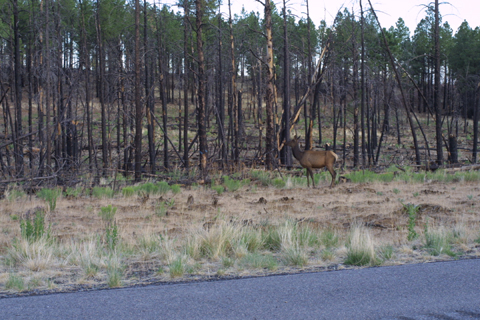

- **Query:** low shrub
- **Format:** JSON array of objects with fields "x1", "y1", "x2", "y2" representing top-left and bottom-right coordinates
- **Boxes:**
[
  {"x1": 98, "y1": 205, "x2": 118, "y2": 250},
  {"x1": 92, "y1": 187, "x2": 115, "y2": 199},
  {"x1": 122, "y1": 186, "x2": 135, "y2": 197},
  {"x1": 157, "y1": 181, "x2": 171, "y2": 194},
  {"x1": 171, "y1": 184, "x2": 181, "y2": 194},
  {"x1": 20, "y1": 209, "x2": 48, "y2": 242},
  {"x1": 37, "y1": 188, "x2": 62, "y2": 211},
  {"x1": 211, "y1": 185, "x2": 224, "y2": 195},
  {"x1": 223, "y1": 176, "x2": 241, "y2": 192}
]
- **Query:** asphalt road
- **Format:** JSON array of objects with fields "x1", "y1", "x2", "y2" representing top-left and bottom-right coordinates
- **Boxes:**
[{"x1": 1, "y1": 259, "x2": 480, "y2": 319}]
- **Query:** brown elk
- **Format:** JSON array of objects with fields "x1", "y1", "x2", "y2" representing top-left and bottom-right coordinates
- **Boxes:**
[{"x1": 285, "y1": 136, "x2": 338, "y2": 188}]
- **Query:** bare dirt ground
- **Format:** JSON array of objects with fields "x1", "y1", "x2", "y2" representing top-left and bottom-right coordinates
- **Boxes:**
[
  {"x1": 0, "y1": 179, "x2": 477, "y2": 244},
  {"x1": 1, "y1": 174, "x2": 479, "y2": 297}
]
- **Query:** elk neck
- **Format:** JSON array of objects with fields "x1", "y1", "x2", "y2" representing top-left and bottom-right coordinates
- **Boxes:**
[{"x1": 291, "y1": 143, "x2": 304, "y2": 161}]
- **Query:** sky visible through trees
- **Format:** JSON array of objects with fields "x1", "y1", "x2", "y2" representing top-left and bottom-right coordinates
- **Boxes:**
[{"x1": 163, "y1": 0, "x2": 480, "y2": 35}]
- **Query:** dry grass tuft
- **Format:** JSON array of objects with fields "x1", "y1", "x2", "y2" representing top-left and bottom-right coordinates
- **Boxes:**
[
  {"x1": 345, "y1": 223, "x2": 380, "y2": 266},
  {"x1": 7, "y1": 237, "x2": 58, "y2": 272}
]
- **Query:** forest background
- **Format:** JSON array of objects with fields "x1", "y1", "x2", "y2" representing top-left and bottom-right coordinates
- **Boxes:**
[{"x1": 0, "y1": 0, "x2": 480, "y2": 184}]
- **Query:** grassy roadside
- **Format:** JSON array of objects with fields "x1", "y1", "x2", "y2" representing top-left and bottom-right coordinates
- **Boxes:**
[{"x1": 1, "y1": 167, "x2": 480, "y2": 295}]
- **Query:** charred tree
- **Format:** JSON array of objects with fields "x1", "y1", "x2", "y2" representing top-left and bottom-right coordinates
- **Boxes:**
[
  {"x1": 280, "y1": 0, "x2": 292, "y2": 168},
  {"x1": 434, "y1": 0, "x2": 444, "y2": 164},
  {"x1": 262, "y1": 0, "x2": 275, "y2": 170},
  {"x1": 134, "y1": 0, "x2": 142, "y2": 181},
  {"x1": 195, "y1": 0, "x2": 207, "y2": 172},
  {"x1": 145, "y1": 0, "x2": 155, "y2": 173}
]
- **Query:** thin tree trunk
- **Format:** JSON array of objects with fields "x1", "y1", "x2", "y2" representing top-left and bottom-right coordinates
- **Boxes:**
[
  {"x1": 304, "y1": 0, "x2": 313, "y2": 150},
  {"x1": 13, "y1": 0, "x2": 23, "y2": 176},
  {"x1": 281, "y1": 0, "x2": 292, "y2": 168},
  {"x1": 473, "y1": 85, "x2": 479, "y2": 163},
  {"x1": 195, "y1": 0, "x2": 207, "y2": 172},
  {"x1": 183, "y1": 0, "x2": 190, "y2": 170},
  {"x1": 156, "y1": 6, "x2": 169, "y2": 170},
  {"x1": 45, "y1": 0, "x2": 52, "y2": 173},
  {"x1": 434, "y1": 0, "x2": 443, "y2": 164},
  {"x1": 27, "y1": 13, "x2": 33, "y2": 170},
  {"x1": 352, "y1": 25, "x2": 359, "y2": 168},
  {"x1": 228, "y1": 0, "x2": 238, "y2": 163},
  {"x1": 216, "y1": 2, "x2": 226, "y2": 166},
  {"x1": 264, "y1": 0, "x2": 275, "y2": 170},
  {"x1": 96, "y1": 0, "x2": 108, "y2": 175},
  {"x1": 134, "y1": 0, "x2": 142, "y2": 181},
  {"x1": 145, "y1": 0, "x2": 155, "y2": 173},
  {"x1": 360, "y1": 0, "x2": 366, "y2": 166}
]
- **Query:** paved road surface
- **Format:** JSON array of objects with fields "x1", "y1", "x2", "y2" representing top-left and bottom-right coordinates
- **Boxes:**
[{"x1": 1, "y1": 259, "x2": 480, "y2": 319}]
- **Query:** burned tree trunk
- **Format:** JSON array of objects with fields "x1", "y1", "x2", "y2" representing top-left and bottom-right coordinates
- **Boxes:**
[
  {"x1": 195, "y1": 0, "x2": 207, "y2": 172},
  {"x1": 264, "y1": 0, "x2": 275, "y2": 170},
  {"x1": 134, "y1": 0, "x2": 142, "y2": 181}
]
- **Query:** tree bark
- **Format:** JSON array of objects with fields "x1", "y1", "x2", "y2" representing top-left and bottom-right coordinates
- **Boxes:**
[
  {"x1": 360, "y1": 0, "x2": 367, "y2": 165},
  {"x1": 195, "y1": 0, "x2": 207, "y2": 172},
  {"x1": 217, "y1": 2, "x2": 226, "y2": 166},
  {"x1": 434, "y1": 0, "x2": 444, "y2": 164},
  {"x1": 264, "y1": 0, "x2": 275, "y2": 170},
  {"x1": 183, "y1": 0, "x2": 190, "y2": 170},
  {"x1": 134, "y1": 0, "x2": 142, "y2": 181},
  {"x1": 145, "y1": 0, "x2": 155, "y2": 173},
  {"x1": 156, "y1": 6, "x2": 169, "y2": 170},
  {"x1": 13, "y1": 0, "x2": 23, "y2": 176},
  {"x1": 96, "y1": 0, "x2": 108, "y2": 175},
  {"x1": 228, "y1": 0, "x2": 238, "y2": 163},
  {"x1": 281, "y1": 0, "x2": 292, "y2": 168}
]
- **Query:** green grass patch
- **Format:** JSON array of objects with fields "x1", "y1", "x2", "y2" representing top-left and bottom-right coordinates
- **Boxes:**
[
  {"x1": 92, "y1": 187, "x2": 115, "y2": 199},
  {"x1": 171, "y1": 184, "x2": 181, "y2": 194},
  {"x1": 320, "y1": 229, "x2": 339, "y2": 248},
  {"x1": 240, "y1": 253, "x2": 278, "y2": 270},
  {"x1": 135, "y1": 182, "x2": 159, "y2": 196},
  {"x1": 424, "y1": 225, "x2": 456, "y2": 257},
  {"x1": 106, "y1": 266, "x2": 123, "y2": 288},
  {"x1": 403, "y1": 203, "x2": 419, "y2": 241},
  {"x1": 272, "y1": 177, "x2": 286, "y2": 188},
  {"x1": 122, "y1": 186, "x2": 135, "y2": 197},
  {"x1": 20, "y1": 208, "x2": 49, "y2": 242},
  {"x1": 378, "y1": 245, "x2": 394, "y2": 261},
  {"x1": 169, "y1": 256, "x2": 185, "y2": 278},
  {"x1": 281, "y1": 246, "x2": 308, "y2": 267},
  {"x1": 211, "y1": 184, "x2": 225, "y2": 195},
  {"x1": 98, "y1": 205, "x2": 119, "y2": 250},
  {"x1": 64, "y1": 186, "x2": 82, "y2": 198},
  {"x1": 37, "y1": 188, "x2": 62, "y2": 211},
  {"x1": 5, "y1": 273, "x2": 25, "y2": 291},
  {"x1": 6, "y1": 188, "x2": 26, "y2": 202},
  {"x1": 157, "y1": 181, "x2": 171, "y2": 194},
  {"x1": 223, "y1": 176, "x2": 241, "y2": 192}
]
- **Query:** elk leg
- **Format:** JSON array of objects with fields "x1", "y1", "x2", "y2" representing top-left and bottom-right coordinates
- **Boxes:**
[
  {"x1": 327, "y1": 167, "x2": 336, "y2": 188},
  {"x1": 307, "y1": 167, "x2": 315, "y2": 188},
  {"x1": 305, "y1": 168, "x2": 310, "y2": 187}
]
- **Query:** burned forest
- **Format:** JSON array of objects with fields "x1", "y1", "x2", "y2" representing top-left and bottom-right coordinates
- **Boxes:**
[{"x1": 0, "y1": 0, "x2": 479, "y2": 185}]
